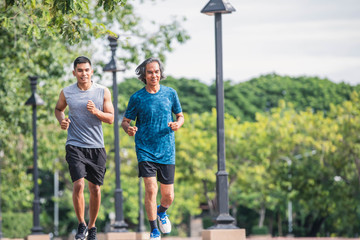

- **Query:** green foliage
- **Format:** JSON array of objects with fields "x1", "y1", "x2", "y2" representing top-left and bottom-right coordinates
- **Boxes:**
[
  {"x1": 1, "y1": 0, "x2": 126, "y2": 43},
  {"x1": 252, "y1": 226, "x2": 269, "y2": 235},
  {"x1": 224, "y1": 95, "x2": 360, "y2": 237},
  {"x1": 2, "y1": 211, "x2": 32, "y2": 238},
  {"x1": 119, "y1": 74, "x2": 356, "y2": 122},
  {"x1": 223, "y1": 74, "x2": 354, "y2": 121}
]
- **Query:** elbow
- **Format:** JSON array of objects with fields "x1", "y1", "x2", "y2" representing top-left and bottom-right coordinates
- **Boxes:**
[
  {"x1": 110, "y1": 115, "x2": 115, "y2": 124},
  {"x1": 108, "y1": 118, "x2": 114, "y2": 124}
]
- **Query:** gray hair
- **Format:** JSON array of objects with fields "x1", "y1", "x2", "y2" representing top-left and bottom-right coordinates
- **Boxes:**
[{"x1": 135, "y1": 57, "x2": 165, "y2": 84}]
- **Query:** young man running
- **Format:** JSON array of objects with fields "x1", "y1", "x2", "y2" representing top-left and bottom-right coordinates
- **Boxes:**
[{"x1": 55, "y1": 56, "x2": 114, "y2": 240}]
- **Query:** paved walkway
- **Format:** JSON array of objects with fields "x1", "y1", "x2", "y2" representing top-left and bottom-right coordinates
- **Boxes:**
[{"x1": 162, "y1": 238, "x2": 201, "y2": 240}]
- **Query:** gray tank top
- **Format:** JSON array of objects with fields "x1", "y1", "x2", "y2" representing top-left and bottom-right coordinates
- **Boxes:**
[{"x1": 63, "y1": 82, "x2": 105, "y2": 148}]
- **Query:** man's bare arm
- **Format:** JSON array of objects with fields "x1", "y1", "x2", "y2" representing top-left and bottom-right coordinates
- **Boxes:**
[
  {"x1": 54, "y1": 90, "x2": 71, "y2": 130},
  {"x1": 87, "y1": 88, "x2": 114, "y2": 124},
  {"x1": 168, "y1": 112, "x2": 184, "y2": 131},
  {"x1": 121, "y1": 117, "x2": 137, "y2": 136}
]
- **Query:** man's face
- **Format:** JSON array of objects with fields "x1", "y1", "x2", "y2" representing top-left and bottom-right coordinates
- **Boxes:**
[
  {"x1": 73, "y1": 62, "x2": 93, "y2": 84},
  {"x1": 145, "y1": 61, "x2": 161, "y2": 87}
]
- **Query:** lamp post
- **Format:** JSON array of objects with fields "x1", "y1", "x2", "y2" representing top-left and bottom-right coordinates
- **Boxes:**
[
  {"x1": 25, "y1": 76, "x2": 44, "y2": 234},
  {"x1": 103, "y1": 35, "x2": 128, "y2": 232},
  {"x1": 201, "y1": 0, "x2": 237, "y2": 229}
]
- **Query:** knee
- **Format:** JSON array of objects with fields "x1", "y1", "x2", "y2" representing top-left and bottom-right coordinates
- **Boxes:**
[
  {"x1": 88, "y1": 184, "x2": 101, "y2": 196},
  {"x1": 162, "y1": 191, "x2": 174, "y2": 203},
  {"x1": 73, "y1": 179, "x2": 85, "y2": 194},
  {"x1": 146, "y1": 184, "x2": 158, "y2": 198}
]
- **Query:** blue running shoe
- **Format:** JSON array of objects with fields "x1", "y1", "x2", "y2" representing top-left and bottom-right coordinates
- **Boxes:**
[
  {"x1": 150, "y1": 228, "x2": 161, "y2": 240},
  {"x1": 157, "y1": 206, "x2": 171, "y2": 234}
]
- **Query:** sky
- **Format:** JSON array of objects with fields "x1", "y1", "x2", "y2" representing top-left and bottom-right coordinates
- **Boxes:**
[{"x1": 122, "y1": 0, "x2": 360, "y2": 85}]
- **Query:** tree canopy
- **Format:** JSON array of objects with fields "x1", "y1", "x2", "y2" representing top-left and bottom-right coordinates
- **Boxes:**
[{"x1": 118, "y1": 74, "x2": 355, "y2": 122}]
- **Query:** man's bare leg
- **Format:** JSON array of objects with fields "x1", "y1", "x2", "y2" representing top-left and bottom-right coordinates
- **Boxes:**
[
  {"x1": 73, "y1": 178, "x2": 86, "y2": 224},
  {"x1": 143, "y1": 177, "x2": 158, "y2": 221},
  {"x1": 88, "y1": 181, "x2": 101, "y2": 229},
  {"x1": 160, "y1": 183, "x2": 174, "y2": 208}
]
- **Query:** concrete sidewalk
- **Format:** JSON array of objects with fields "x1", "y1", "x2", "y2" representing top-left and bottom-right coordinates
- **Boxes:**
[{"x1": 161, "y1": 238, "x2": 201, "y2": 240}]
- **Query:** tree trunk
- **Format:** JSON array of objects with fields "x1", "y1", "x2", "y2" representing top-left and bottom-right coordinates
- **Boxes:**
[
  {"x1": 354, "y1": 157, "x2": 360, "y2": 186},
  {"x1": 278, "y1": 212, "x2": 283, "y2": 236},
  {"x1": 308, "y1": 217, "x2": 326, "y2": 237},
  {"x1": 203, "y1": 180, "x2": 215, "y2": 216},
  {"x1": 258, "y1": 202, "x2": 266, "y2": 227},
  {"x1": 232, "y1": 203, "x2": 238, "y2": 226},
  {"x1": 269, "y1": 211, "x2": 274, "y2": 236}
]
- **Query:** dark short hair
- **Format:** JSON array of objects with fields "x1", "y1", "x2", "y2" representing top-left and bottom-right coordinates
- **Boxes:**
[
  {"x1": 135, "y1": 58, "x2": 165, "y2": 84},
  {"x1": 73, "y1": 56, "x2": 92, "y2": 69}
]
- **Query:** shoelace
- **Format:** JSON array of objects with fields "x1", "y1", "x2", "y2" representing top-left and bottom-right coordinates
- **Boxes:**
[
  {"x1": 151, "y1": 229, "x2": 160, "y2": 237},
  {"x1": 159, "y1": 213, "x2": 169, "y2": 224},
  {"x1": 78, "y1": 224, "x2": 87, "y2": 234},
  {"x1": 88, "y1": 230, "x2": 96, "y2": 240}
]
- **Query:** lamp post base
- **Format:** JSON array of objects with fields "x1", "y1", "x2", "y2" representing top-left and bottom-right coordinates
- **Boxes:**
[
  {"x1": 30, "y1": 226, "x2": 44, "y2": 235},
  {"x1": 26, "y1": 233, "x2": 48, "y2": 240},
  {"x1": 202, "y1": 228, "x2": 246, "y2": 240},
  {"x1": 105, "y1": 231, "x2": 136, "y2": 240},
  {"x1": 210, "y1": 213, "x2": 237, "y2": 228},
  {"x1": 111, "y1": 221, "x2": 129, "y2": 232},
  {"x1": 209, "y1": 224, "x2": 238, "y2": 230}
]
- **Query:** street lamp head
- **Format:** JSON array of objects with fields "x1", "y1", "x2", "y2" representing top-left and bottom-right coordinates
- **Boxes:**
[
  {"x1": 103, "y1": 35, "x2": 125, "y2": 72},
  {"x1": 108, "y1": 35, "x2": 119, "y2": 49},
  {"x1": 201, "y1": 0, "x2": 236, "y2": 15},
  {"x1": 25, "y1": 76, "x2": 44, "y2": 106},
  {"x1": 103, "y1": 58, "x2": 117, "y2": 72}
]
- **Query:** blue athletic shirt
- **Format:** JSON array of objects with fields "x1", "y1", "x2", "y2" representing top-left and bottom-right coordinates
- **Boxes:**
[{"x1": 124, "y1": 85, "x2": 182, "y2": 165}]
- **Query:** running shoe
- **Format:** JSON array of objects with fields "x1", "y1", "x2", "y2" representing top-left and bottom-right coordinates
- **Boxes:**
[
  {"x1": 157, "y1": 206, "x2": 171, "y2": 234},
  {"x1": 74, "y1": 222, "x2": 88, "y2": 240},
  {"x1": 87, "y1": 227, "x2": 97, "y2": 240},
  {"x1": 150, "y1": 228, "x2": 161, "y2": 240}
]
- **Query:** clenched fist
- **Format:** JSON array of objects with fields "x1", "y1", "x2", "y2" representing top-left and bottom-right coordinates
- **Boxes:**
[
  {"x1": 127, "y1": 126, "x2": 138, "y2": 136},
  {"x1": 168, "y1": 122, "x2": 180, "y2": 131},
  {"x1": 87, "y1": 100, "x2": 99, "y2": 115},
  {"x1": 61, "y1": 118, "x2": 71, "y2": 130}
]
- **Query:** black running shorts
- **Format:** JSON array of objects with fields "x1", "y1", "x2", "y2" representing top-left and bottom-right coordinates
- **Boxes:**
[
  {"x1": 65, "y1": 145, "x2": 107, "y2": 186},
  {"x1": 138, "y1": 161, "x2": 175, "y2": 184}
]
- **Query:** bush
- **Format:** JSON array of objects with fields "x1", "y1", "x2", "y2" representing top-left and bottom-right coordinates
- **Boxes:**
[
  {"x1": 202, "y1": 215, "x2": 215, "y2": 229},
  {"x1": 3, "y1": 211, "x2": 32, "y2": 238},
  {"x1": 251, "y1": 226, "x2": 269, "y2": 235}
]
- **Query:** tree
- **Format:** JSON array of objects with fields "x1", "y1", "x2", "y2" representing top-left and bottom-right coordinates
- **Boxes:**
[
  {"x1": 221, "y1": 74, "x2": 354, "y2": 121},
  {"x1": 1, "y1": 0, "x2": 125, "y2": 43}
]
